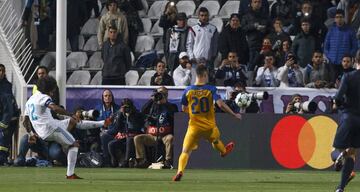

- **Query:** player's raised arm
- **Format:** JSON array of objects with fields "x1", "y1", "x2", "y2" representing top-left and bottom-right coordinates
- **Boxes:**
[{"x1": 216, "y1": 99, "x2": 242, "y2": 120}]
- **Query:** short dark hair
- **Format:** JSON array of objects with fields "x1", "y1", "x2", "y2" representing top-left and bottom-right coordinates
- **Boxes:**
[
  {"x1": 198, "y1": 7, "x2": 209, "y2": 14},
  {"x1": 37, "y1": 76, "x2": 57, "y2": 94},
  {"x1": 342, "y1": 53, "x2": 352, "y2": 59},
  {"x1": 106, "y1": 0, "x2": 117, "y2": 10},
  {"x1": 300, "y1": 18, "x2": 310, "y2": 24},
  {"x1": 196, "y1": 64, "x2": 208, "y2": 77},
  {"x1": 0, "y1": 64, "x2": 4, "y2": 69},
  {"x1": 335, "y1": 9, "x2": 345, "y2": 16},
  {"x1": 313, "y1": 50, "x2": 323, "y2": 56},
  {"x1": 37, "y1": 66, "x2": 49, "y2": 74},
  {"x1": 154, "y1": 59, "x2": 165, "y2": 67}
]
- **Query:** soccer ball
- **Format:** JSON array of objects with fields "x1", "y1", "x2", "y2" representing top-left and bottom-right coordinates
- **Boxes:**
[{"x1": 235, "y1": 93, "x2": 252, "y2": 108}]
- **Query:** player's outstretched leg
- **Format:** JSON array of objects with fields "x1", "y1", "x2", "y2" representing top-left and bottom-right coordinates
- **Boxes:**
[
  {"x1": 212, "y1": 140, "x2": 235, "y2": 157},
  {"x1": 173, "y1": 152, "x2": 189, "y2": 181},
  {"x1": 335, "y1": 148, "x2": 355, "y2": 191}
]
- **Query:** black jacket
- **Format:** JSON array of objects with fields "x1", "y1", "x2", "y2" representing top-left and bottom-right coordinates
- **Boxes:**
[
  {"x1": 113, "y1": 110, "x2": 145, "y2": 134},
  {"x1": 218, "y1": 25, "x2": 249, "y2": 63},
  {"x1": 334, "y1": 70, "x2": 360, "y2": 115},
  {"x1": 101, "y1": 38, "x2": 132, "y2": 78},
  {"x1": 150, "y1": 73, "x2": 175, "y2": 86}
]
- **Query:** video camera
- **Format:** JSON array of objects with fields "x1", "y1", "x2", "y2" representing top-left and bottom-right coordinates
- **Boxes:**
[
  {"x1": 82, "y1": 109, "x2": 100, "y2": 120},
  {"x1": 293, "y1": 101, "x2": 317, "y2": 113},
  {"x1": 235, "y1": 91, "x2": 269, "y2": 108},
  {"x1": 152, "y1": 90, "x2": 165, "y2": 102}
]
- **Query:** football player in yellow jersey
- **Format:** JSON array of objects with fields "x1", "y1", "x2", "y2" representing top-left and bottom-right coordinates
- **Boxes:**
[{"x1": 173, "y1": 65, "x2": 242, "y2": 181}]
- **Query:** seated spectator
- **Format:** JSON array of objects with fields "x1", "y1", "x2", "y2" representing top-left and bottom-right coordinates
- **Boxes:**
[
  {"x1": 218, "y1": 13, "x2": 249, "y2": 64},
  {"x1": 108, "y1": 98, "x2": 144, "y2": 168},
  {"x1": 219, "y1": 82, "x2": 260, "y2": 113},
  {"x1": 215, "y1": 52, "x2": 247, "y2": 87},
  {"x1": 173, "y1": 52, "x2": 196, "y2": 86},
  {"x1": 150, "y1": 60, "x2": 175, "y2": 86},
  {"x1": 255, "y1": 53, "x2": 279, "y2": 87},
  {"x1": 97, "y1": 89, "x2": 120, "y2": 166},
  {"x1": 277, "y1": 52, "x2": 304, "y2": 87},
  {"x1": 135, "y1": 86, "x2": 178, "y2": 168},
  {"x1": 275, "y1": 40, "x2": 292, "y2": 68},
  {"x1": 285, "y1": 94, "x2": 304, "y2": 114},
  {"x1": 335, "y1": 54, "x2": 355, "y2": 88},
  {"x1": 98, "y1": 0, "x2": 128, "y2": 48},
  {"x1": 253, "y1": 37, "x2": 275, "y2": 68},
  {"x1": 270, "y1": 1, "x2": 297, "y2": 32},
  {"x1": 164, "y1": 12, "x2": 190, "y2": 74},
  {"x1": 303, "y1": 51, "x2": 331, "y2": 88},
  {"x1": 291, "y1": 18, "x2": 318, "y2": 68}
]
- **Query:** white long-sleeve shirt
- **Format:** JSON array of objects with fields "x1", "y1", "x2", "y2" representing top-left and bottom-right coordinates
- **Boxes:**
[
  {"x1": 173, "y1": 65, "x2": 196, "y2": 86},
  {"x1": 255, "y1": 66, "x2": 279, "y2": 87}
]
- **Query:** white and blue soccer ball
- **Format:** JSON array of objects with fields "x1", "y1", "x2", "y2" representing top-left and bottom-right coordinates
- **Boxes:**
[{"x1": 235, "y1": 93, "x2": 252, "y2": 108}]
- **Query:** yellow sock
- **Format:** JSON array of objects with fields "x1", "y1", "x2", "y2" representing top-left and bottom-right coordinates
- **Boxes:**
[
  {"x1": 212, "y1": 140, "x2": 226, "y2": 154},
  {"x1": 177, "y1": 152, "x2": 189, "y2": 173}
]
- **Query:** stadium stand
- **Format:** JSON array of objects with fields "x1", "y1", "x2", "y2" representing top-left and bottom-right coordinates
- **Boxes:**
[
  {"x1": 67, "y1": 70, "x2": 91, "y2": 85},
  {"x1": 87, "y1": 51, "x2": 104, "y2": 69},
  {"x1": 135, "y1": 35, "x2": 155, "y2": 53},
  {"x1": 195, "y1": 0, "x2": 220, "y2": 18},
  {"x1": 140, "y1": 18, "x2": 152, "y2": 35},
  {"x1": 137, "y1": 70, "x2": 156, "y2": 85},
  {"x1": 66, "y1": 52, "x2": 88, "y2": 70},
  {"x1": 39, "y1": 52, "x2": 56, "y2": 71},
  {"x1": 218, "y1": 1, "x2": 240, "y2": 19},
  {"x1": 83, "y1": 36, "x2": 100, "y2": 52},
  {"x1": 90, "y1": 71, "x2": 102, "y2": 85},
  {"x1": 81, "y1": 18, "x2": 100, "y2": 37},
  {"x1": 176, "y1": 0, "x2": 196, "y2": 17},
  {"x1": 125, "y1": 70, "x2": 140, "y2": 85},
  {"x1": 147, "y1": 0, "x2": 169, "y2": 19}
]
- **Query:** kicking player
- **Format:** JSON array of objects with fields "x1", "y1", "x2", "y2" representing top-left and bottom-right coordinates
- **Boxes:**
[
  {"x1": 24, "y1": 77, "x2": 110, "y2": 179},
  {"x1": 332, "y1": 50, "x2": 360, "y2": 192},
  {"x1": 173, "y1": 65, "x2": 242, "y2": 181}
]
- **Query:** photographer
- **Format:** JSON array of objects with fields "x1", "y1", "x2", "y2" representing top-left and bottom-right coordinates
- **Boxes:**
[
  {"x1": 284, "y1": 94, "x2": 319, "y2": 114},
  {"x1": 108, "y1": 98, "x2": 144, "y2": 168},
  {"x1": 221, "y1": 82, "x2": 260, "y2": 113},
  {"x1": 134, "y1": 86, "x2": 178, "y2": 168}
]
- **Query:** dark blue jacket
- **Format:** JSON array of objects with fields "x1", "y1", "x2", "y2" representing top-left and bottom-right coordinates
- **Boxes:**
[
  {"x1": 335, "y1": 69, "x2": 360, "y2": 115},
  {"x1": 324, "y1": 24, "x2": 357, "y2": 65}
]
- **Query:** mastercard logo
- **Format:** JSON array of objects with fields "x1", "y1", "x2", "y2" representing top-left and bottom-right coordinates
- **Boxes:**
[{"x1": 270, "y1": 115, "x2": 338, "y2": 169}]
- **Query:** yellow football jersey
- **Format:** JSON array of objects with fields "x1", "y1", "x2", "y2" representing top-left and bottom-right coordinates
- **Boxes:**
[{"x1": 181, "y1": 85, "x2": 221, "y2": 130}]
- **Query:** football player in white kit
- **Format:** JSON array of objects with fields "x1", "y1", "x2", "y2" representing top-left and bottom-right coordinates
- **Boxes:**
[{"x1": 24, "y1": 77, "x2": 110, "y2": 179}]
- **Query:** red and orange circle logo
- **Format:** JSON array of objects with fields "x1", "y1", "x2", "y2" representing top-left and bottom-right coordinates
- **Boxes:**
[{"x1": 271, "y1": 115, "x2": 338, "y2": 169}]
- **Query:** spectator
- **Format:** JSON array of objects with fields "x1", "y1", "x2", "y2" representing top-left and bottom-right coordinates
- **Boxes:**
[
  {"x1": 173, "y1": 52, "x2": 196, "y2": 86},
  {"x1": 135, "y1": 86, "x2": 178, "y2": 168},
  {"x1": 270, "y1": 0, "x2": 297, "y2": 31},
  {"x1": 215, "y1": 52, "x2": 247, "y2": 87},
  {"x1": 22, "y1": 0, "x2": 55, "y2": 50},
  {"x1": 98, "y1": 0, "x2": 129, "y2": 49},
  {"x1": 108, "y1": 98, "x2": 144, "y2": 167},
  {"x1": 32, "y1": 66, "x2": 60, "y2": 105},
  {"x1": 267, "y1": 18, "x2": 291, "y2": 50},
  {"x1": 303, "y1": 51, "x2": 331, "y2": 88},
  {"x1": 164, "y1": 12, "x2": 190, "y2": 74},
  {"x1": 275, "y1": 40, "x2": 292, "y2": 68},
  {"x1": 84, "y1": 0, "x2": 100, "y2": 20},
  {"x1": 291, "y1": 18, "x2": 318, "y2": 68},
  {"x1": 238, "y1": 0, "x2": 269, "y2": 17},
  {"x1": 241, "y1": 0, "x2": 271, "y2": 71},
  {"x1": 67, "y1": 0, "x2": 88, "y2": 51},
  {"x1": 0, "y1": 64, "x2": 12, "y2": 95},
  {"x1": 255, "y1": 53, "x2": 279, "y2": 87},
  {"x1": 101, "y1": 25, "x2": 132, "y2": 85},
  {"x1": 291, "y1": 1, "x2": 327, "y2": 42},
  {"x1": 337, "y1": 0, "x2": 360, "y2": 31},
  {"x1": 218, "y1": 13, "x2": 249, "y2": 64},
  {"x1": 118, "y1": 0, "x2": 144, "y2": 52},
  {"x1": 335, "y1": 54, "x2": 355, "y2": 88},
  {"x1": 97, "y1": 89, "x2": 120, "y2": 166},
  {"x1": 150, "y1": 60, "x2": 175, "y2": 86},
  {"x1": 276, "y1": 52, "x2": 304, "y2": 87},
  {"x1": 324, "y1": 9, "x2": 358, "y2": 84},
  {"x1": 159, "y1": 1, "x2": 178, "y2": 44},
  {"x1": 186, "y1": 7, "x2": 218, "y2": 77},
  {"x1": 253, "y1": 37, "x2": 275, "y2": 68}
]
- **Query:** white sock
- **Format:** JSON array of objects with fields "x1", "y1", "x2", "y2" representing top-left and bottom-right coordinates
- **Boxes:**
[
  {"x1": 67, "y1": 147, "x2": 78, "y2": 176},
  {"x1": 76, "y1": 120, "x2": 104, "y2": 130}
]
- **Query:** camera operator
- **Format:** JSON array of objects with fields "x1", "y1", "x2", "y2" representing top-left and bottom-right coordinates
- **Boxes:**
[
  {"x1": 134, "y1": 86, "x2": 178, "y2": 168},
  {"x1": 220, "y1": 82, "x2": 260, "y2": 113},
  {"x1": 285, "y1": 94, "x2": 304, "y2": 114},
  {"x1": 108, "y1": 98, "x2": 144, "y2": 168}
]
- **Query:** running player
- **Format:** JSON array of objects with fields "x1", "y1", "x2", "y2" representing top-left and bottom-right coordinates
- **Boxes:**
[{"x1": 173, "y1": 65, "x2": 241, "y2": 181}]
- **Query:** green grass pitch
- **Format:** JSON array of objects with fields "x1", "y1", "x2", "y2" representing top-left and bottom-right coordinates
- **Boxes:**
[{"x1": 0, "y1": 167, "x2": 359, "y2": 192}]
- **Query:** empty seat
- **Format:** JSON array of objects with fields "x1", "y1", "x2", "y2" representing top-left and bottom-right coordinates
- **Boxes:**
[
  {"x1": 155, "y1": 39, "x2": 164, "y2": 54},
  {"x1": 125, "y1": 70, "x2": 139, "y2": 85},
  {"x1": 67, "y1": 52, "x2": 88, "y2": 70},
  {"x1": 187, "y1": 18, "x2": 198, "y2": 27},
  {"x1": 210, "y1": 17, "x2": 224, "y2": 32},
  {"x1": 137, "y1": 70, "x2": 156, "y2": 85},
  {"x1": 83, "y1": 36, "x2": 100, "y2": 52},
  {"x1": 90, "y1": 71, "x2": 102, "y2": 85},
  {"x1": 141, "y1": 18, "x2": 152, "y2": 35},
  {"x1": 87, "y1": 51, "x2": 104, "y2": 69},
  {"x1": 81, "y1": 18, "x2": 99, "y2": 37},
  {"x1": 67, "y1": 70, "x2": 91, "y2": 85},
  {"x1": 49, "y1": 70, "x2": 56, "y2": 78},
  {"x1": 138, "y1": 0, "x2": 149, "y2": 18},
  {"x1": 147, "y1": 0, "x2": 169, "y2": 19},
  {"x1": 40, "y1": 52, "x2": 56, "y2": 70},
  {"x1": 218, "y1": 1, "x2": 240, "y2": 19},
  {"x1": 195, "y1": 1, "x2": 220, "y2": 18},
  {"x1": 135, "y1": 35, "x2": 155, "y2": 53},
  {"x1": 150, "y1": 19, "x2": 163, "y2": 37},
  {"x1": 176, "y1": 1, "x2": 196, "y2": 17}
]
